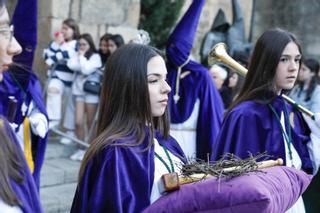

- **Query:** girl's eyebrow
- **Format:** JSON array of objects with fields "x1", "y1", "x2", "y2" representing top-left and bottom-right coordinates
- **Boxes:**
[
  {"x1": 281, "y1": 54, "x2": 302, "y2": 57},
  {"x1": 147, "y1": 73, "x2": 161, "y2": 77},
  {"x1": 281, "y1": 54, "x2": 301, "y2": 57}
]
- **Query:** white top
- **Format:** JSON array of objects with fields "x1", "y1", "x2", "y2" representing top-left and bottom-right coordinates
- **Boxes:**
[
  {"x1": 0, "y1": 199, "x2": 22, "y2": 213},
  {"x1": 280, "y1": 112, "x2": 305, "y2": 213},
  {"x1": 289, "y1": 84, "x2": 320, "y2": 113},
  {"x1": 170, "y1": 99, "x2": 200, "y2": 159},
  {"x1": 67, "y1": 53, "x2": 102, "y2": 96},
  {"x1": 44, "y1": 40, "x2": 78, "y2": 82},
  {"x1": 280, "y1": 111, "x2": 302, "y2": 169},
  {"x1": 150, "y1": 138, "x2": 183, "y2": 204}
]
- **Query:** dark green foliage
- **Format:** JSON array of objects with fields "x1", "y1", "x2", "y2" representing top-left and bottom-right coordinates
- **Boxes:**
[{"x1": 139, "y1": 0, "x2": 185, "y2": 49}]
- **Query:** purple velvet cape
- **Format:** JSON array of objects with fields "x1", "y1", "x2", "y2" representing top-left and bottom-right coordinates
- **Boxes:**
[
  {"x1": 0, "y1": 0, "x2": 47, "y2": 190},
  {"x1": 211, "y1": 95, "x2": 313, "y2": 174},
  {"x1": 1, "y1": 116, "x2": 43, "y2": 213},
  {"x1": 166, "y1": 0, "x2": 224, "y2": 160},
  {"x1": 71, "y1": 131, "x2": 186, "y2": 213},
  {"x1": 0, "y1": 70, "x2": 48, "y2": 190}
]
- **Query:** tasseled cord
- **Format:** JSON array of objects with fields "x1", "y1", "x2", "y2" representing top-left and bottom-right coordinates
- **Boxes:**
[{"x1": 173, "y1": 57, "x2": 191, "y2": 104}]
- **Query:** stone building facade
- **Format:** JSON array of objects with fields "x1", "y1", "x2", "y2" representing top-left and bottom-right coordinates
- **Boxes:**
[
  {"x1": 182, "y1": 0, "x2": 253, "y2": 60},
  {"x1": 7, "y1": 0, "x2": 320, "y2": 83},
  {"x1": 8, "y1": 0, "x2": 141, "y2": 82},
  {"x1": 253, "y1": 0, "x2": 320, "y2": 58}
]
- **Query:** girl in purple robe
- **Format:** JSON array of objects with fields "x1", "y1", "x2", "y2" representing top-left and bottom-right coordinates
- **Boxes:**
[
  {"x1": 71, "y1": 44, "x2": 186, "y2": 213},
  {"x1": 211, "y1": 28, "x2": 320, "y2": 213}
]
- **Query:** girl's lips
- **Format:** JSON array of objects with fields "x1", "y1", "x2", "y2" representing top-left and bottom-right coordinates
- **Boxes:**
[
  {"x1": 1, "y1": 65, "x2": 9, "y2": 72},
  {"x1": 2, "y1": 62, "x2": 11, "y2": 67},
  {"x1": 159, "y1": 99, "x2": 168, "y2": 105},
  {"x1": 286, "y1": 76, "x2": 296, "y2": 79}
]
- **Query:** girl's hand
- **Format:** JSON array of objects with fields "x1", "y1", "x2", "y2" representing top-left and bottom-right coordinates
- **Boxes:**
[
  {"x1": 78, "y1": 49, "x2": 86, "y2": 56},
  {"x1": 54, "y1": 32, "x2": 65, "y2": 45}
]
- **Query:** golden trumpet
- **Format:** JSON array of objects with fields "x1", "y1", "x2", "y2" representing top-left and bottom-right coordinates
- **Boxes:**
[{"x1": 208, "y1": 42, "x2": 315, "y2": 119}]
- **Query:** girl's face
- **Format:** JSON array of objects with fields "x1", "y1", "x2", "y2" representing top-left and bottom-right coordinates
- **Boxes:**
[
  {"x1": 274, "y1": 42, "x2": 301, "y2": 93},
  {"x1": 99, "y1": 40, "x2": 109, "y2": 54},
  {"x1": 228, "y1": 73, "x2": 239, "y2": 88},
  {"x1": 61, "y1": 23, "x2": 74, "y2": 41},
  {"x1": 78, "y1": 38, "x2": 90, "y2": 52},
  {"x1": 107, "y1": 39, "x2": 118, "y2": 54},
  {"x1": 147, "y1": 55, "x2": 171, "y2": 117},
  {"x1": 298, "y1": 63, "x2": 314, "y2": 84},
  {"x1": 209, "y1": 68, "x2": 224, "y2": 90},
  {"x1": 0, "y1": 7, "x2": 22, "y2": 75}
]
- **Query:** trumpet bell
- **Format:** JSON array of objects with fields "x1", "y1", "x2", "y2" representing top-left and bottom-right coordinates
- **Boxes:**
[
  {"x1": 208, "y1": 43, "x2": 228, "y2": 66},
  {"x1": 207, "y1": 42, "x2": 248, "y2": 76}
]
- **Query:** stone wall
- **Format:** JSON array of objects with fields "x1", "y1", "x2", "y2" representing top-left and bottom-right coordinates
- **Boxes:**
[
  {"x1": 33, "y1": 0, "x2": 141, "y2": 82},
  {"x1": 183, "y1": 0, "x2": 253, "y2": 60},
  {"x1": 8, "y1": 0, "x2": 141, "y2": 82},
  {"x1": 6, "y1": 0, "x2": 320, "y2": 84},
  {"x1": 253, "y1": 0, "x2": 320, "y2": 59}
]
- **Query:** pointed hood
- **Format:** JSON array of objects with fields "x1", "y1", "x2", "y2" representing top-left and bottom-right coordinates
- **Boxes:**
[
  {"x1": 166, "y1": 0, "x2": 205, "y2": 67},
  {"x1": 12, "y1": 0, "x2": 37, "y2": 69},
  {"x1": 211, "y1": 9, "x2": 230, "y2": 32}
]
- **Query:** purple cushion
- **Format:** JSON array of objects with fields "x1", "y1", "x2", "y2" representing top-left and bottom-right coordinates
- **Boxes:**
[{"x1": 144, "y1": 166, "x2": 312, "y2": 213}]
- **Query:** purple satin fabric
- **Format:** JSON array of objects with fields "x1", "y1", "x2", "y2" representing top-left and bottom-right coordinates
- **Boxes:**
[{"x1": 144, "y1": 166, "x2": 312, "y2": 213}]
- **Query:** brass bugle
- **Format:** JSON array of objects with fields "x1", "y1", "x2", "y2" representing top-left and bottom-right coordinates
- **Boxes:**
[
  {"x1": 208, "y1": 43, "x2": 248, "y2": 76},
  {"x1": 208, "y1": 42, "x2": 315, "y2": 119}
]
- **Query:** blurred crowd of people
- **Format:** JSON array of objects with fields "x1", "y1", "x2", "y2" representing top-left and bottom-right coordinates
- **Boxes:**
[{"x1": 2, "y1": 0, "x2": 320, "y2": 212}]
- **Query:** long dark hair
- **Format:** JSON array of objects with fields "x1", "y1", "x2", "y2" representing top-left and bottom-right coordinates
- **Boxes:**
[
  {"x1": 0, "y1": 118, "x2": 24, "y2": 206},
  {"x1": 297, "y1": 58, "x2": 319, "y2": 101},
  {"x1": 79, "y1": 33, "x2": 97, "y2": 59},
  {"x1": 229, "y1": 72, "x2": 245, "y2": 100},
  {"x1": 62, "y1": 18, "x2": 80, "y2": 40},
  {"x1": 79, "y1": 44, "x2": 170, "y2": 179},
  {"x1": 99, "y1": 33, "x2": 112, "y2": 65},
  {"x1": 108, "y1": 34, "x2": 125, "y2": 48},
  {"x1": 228, "y1": 28, "x2": 302, "y2": 112}
]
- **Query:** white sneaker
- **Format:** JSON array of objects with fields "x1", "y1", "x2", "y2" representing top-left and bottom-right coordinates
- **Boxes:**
[
  {"x1": 76, "y1": 150, "x2": 85, "y2": 161},
  {"x1": 49, "y1": 120, "x2": 59, "y2": 129},
  {"x1": 70, "y1": 149, "x2": 85, "y2": 161},
  {"x1": 60, "y1": 131, "x2": 75, "y2": 145}
]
